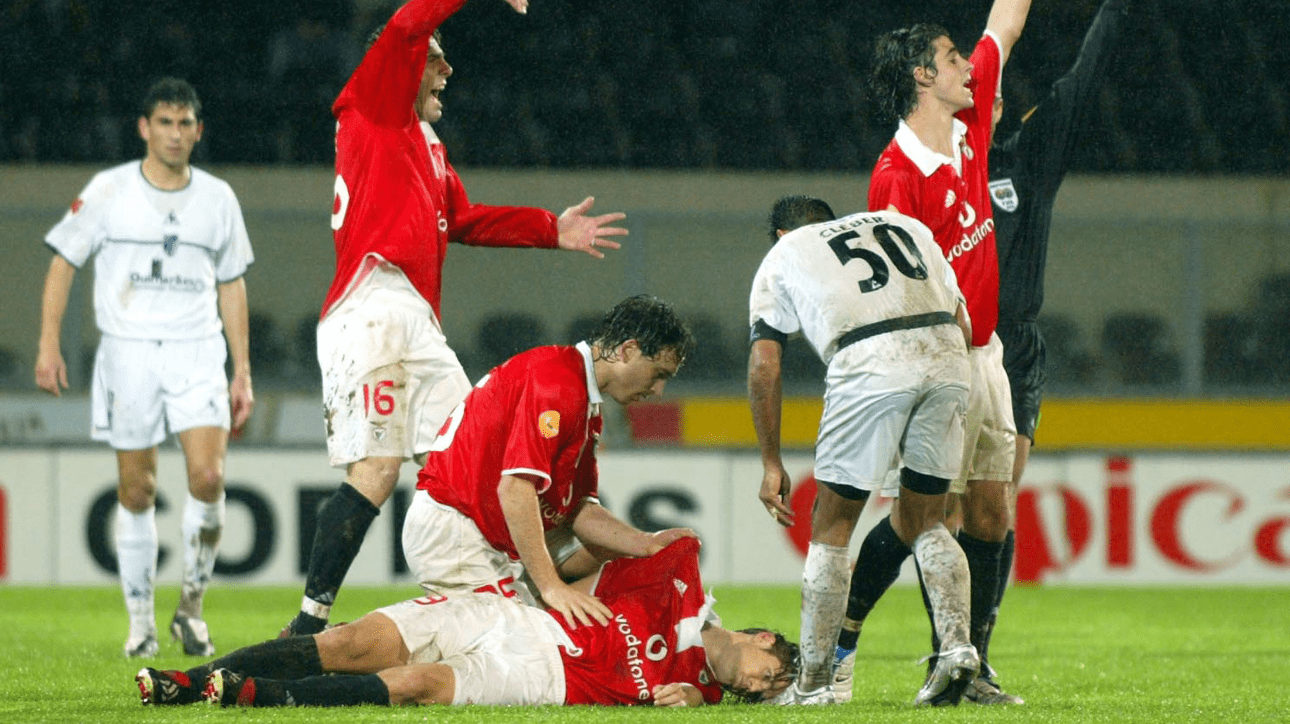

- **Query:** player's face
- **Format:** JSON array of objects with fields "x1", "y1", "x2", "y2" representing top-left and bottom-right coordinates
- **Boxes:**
[
  {"x1": 603, "y1": 342, "x2": 679, "y2": 405},
  {"x1": 416, "y1": 39, "x2": 453, "y2": 123},
  {"x1": 724, "y1": 638, "x2": 791, "y2": 701},
  {"x1": 138, "y1": 102, "x2": 202, "y2": 169},
  {"x1": 926, "y1": 36, "x2": 974, "y2": 112}
]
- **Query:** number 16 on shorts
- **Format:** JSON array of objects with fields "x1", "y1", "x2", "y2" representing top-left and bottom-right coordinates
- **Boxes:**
[{"x1": 363, "y1": 380, "x2": 397, "y2": 417}]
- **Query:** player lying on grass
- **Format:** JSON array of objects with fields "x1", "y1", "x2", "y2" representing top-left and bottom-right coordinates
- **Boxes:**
[{"x1": 137, "y1": 539, "x2": 797, "y2": 707}]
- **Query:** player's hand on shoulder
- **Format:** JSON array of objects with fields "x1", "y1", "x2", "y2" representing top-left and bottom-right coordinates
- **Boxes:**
[
  {"x1": 644, "y1": 527, "x2": 699, "y2": 555},
  {"x1": 541, "y1": 581, "x2": 611, "y2": 629},
  {"x1": 34, "y1": 347, "x2": 68, "y2": 397},
  {"x1": 651, "y1": 682, "x2": 701, "y2": 707}
]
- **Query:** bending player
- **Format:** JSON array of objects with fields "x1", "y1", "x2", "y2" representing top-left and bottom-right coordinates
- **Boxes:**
[
  {"x1": 285, "y1": 0, "x2": 628, "y2": 637},
  {"x1": 137, "y1": 538, "x2": 797, "y2": 707}
]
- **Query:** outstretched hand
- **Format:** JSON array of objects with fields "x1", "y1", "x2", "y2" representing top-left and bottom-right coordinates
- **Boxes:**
[{"x1": 557, "y1": 196, "x2": 627, "y2": 259}]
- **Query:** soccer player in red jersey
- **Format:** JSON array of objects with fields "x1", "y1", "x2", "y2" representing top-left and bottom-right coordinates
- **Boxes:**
[
  {"x1": 138, "y1": 539, "x2": 798, "y2": 708},
  {"x1": 285, "y1": 0, "x2": 629, "y2": 637},
  {"x1": 834, "y1": 0, "x2": 1032, "y2": 706}
]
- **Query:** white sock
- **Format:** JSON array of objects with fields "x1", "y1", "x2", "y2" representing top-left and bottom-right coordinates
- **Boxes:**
[
  {"x1": 913, "y1": 523, "x2": 972, "y2": 651},
  {"x1": 799, "y1": 542, "x2": 851, "y2": 690},
  {"x1": 178, "y1": 492, "x2": 225, "y2": 619},
  {"x1": 115, "y1": 503, "x2": 157, "y2": 638}
]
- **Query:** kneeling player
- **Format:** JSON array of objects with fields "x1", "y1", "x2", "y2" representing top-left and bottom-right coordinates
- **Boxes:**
[{"x1": 137, "y1": 539, "x2": 796, "y2": 707}]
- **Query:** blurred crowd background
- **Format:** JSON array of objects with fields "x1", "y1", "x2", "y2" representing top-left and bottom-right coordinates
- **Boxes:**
[{"x1": 2, "y1": 0, "x2": 1286, "y2": 172}]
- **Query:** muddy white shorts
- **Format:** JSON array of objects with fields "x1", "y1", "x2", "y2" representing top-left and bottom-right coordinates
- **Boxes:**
[
  {"x1": 318, "y1": 263, "x2": 472, "y2": 467},
  {"x1": 376, "y1": 592, "x2": 568, "y2": 705},
  {"x1": 91, "y1": 334, "x2": 229, "y2": 450},
  {"x1": 815, "y1": 333, "x2": 969, "y2": 491},
  {"x1": 401, "y1": 491, "x2": 537, "y2": 605},
  {"x1": 953, "y1": 333, "x2": 1017, "y2": 491}
]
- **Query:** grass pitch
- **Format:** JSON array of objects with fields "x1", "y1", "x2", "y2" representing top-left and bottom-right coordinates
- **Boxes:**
[{"x1": 0, "y1": 583, "x2": 1286, "y2": 723}]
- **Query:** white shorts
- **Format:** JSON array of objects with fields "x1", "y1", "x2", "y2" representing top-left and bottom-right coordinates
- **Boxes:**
[
  {"x1": 402, "y1": 491, "x2": 537, "y2": 605},
  {"x1": 318, "y1": 264, "x2": 472, "y2": 467},
  {"x1": 376, "y1": 593, "x2": 568, "y2": 705},
  {"x1": 954, "y1": 333, "x2": 1018, "y2": 491},
  {"x1": 815, "y1": 330, "x2": 969, "y2": 491},
  {"x1": 90, "y1": 335, "x2": 229, "y2": 450}
]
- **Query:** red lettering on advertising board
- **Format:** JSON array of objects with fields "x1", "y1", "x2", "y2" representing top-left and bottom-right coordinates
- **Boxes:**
[
  {"x1": 1150, "y1": 481, "x2": 1244, "y2": 572},
  {"x1": 1014, "y1": 485, "x2": 1091, "y2": 583},
  {"x1": 1106, "y1": 457, "x2": 1133, "y2": 567},
  {"x1": 1253, "y1": 488, "x2": 1290, "y2": 566}
]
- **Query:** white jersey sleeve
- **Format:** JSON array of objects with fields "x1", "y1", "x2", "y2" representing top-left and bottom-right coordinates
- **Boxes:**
[
  {"x1": 45, "y1": 170, "x2": 118, "y2": 267},
  {"x1": 212, "y1": 179, "x2": 254, "y2": 283}
]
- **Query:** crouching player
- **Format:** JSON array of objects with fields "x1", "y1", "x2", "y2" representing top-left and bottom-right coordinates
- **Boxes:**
[{"x1": 137, "y1": 539, "x2": 796, "y2": 707}]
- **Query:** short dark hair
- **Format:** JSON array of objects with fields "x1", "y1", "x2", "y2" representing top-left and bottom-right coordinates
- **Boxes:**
[
  {"x1": 141, "y1": 77, "x2": 201, "y2": 120},
  {"x1": 723, "y1": 628, "x2": 800, "y2": 704},
  {"x1": 768, "y1": 195, "x2": 836, "y2": 242},
  {"x1": 588, "y1": 295, "x2": 696, "y2": 366},
  {"x1": 869, "y1": 23, "x2": 949, "y2": 126}
]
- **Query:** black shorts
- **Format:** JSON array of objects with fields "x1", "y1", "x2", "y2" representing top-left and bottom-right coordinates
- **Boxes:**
[{"x1": 997, "y1": 320, "x2": 1047, "y2": 442}]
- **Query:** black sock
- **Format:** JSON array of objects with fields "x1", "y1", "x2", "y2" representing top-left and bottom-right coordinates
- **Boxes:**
[
  {"x1": 254, "y1": 674, "x2": 390, "y2": 707},
  {"x1": 297, "y1": 483, "x2": 381, "y2": 631},
  {"x1": 957, "y1": 532, "x2": 1004, "y2": 654},
  {"x1": 980, "y1": 529, "x2": 1015, "y2": 671},
  {"x1": 187, "y1": 636, "x2": 324, "y2": 684},
  {"x1": 837, "y1": 516, "x2": 911, "y2": 651}
]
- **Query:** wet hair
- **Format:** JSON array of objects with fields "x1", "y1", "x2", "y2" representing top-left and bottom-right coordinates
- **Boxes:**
[
  {"x1": 366, "y1": 23, "x2": 442, "y2": 52},
  {"x1": 768, "y1": 195, "x2": 836, "y2": 243},
  {"x1": 869, "y1": 23, "x2": 950, "y2": 126},
  {"x1": 141, "y1": 77, "x2": 201, "y2": 120},
  {"x1": 588, "y1": 295, "x2": 696, "y2": 366},
  {"x1": 722, "y1": 628, "x2": 800, "y2": 704}
]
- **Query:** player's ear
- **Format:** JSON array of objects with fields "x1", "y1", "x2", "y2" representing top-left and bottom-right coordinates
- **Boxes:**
[
  {"x1": 137, "y1": 116, "x2": 149, "y2": 141},
  {"x1": 618, "y1": 339, "x2": 640, "y2": 362}
]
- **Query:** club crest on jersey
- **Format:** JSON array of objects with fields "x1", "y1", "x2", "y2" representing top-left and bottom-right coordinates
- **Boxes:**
[
  {"x1": 944, "y1": 189, "x2": 956, "y2": 208},
  {"x1": 989, "y1": 178, "x2": 1019, "y2": 213},
  {"x1": 163, "y1": 235, "x2": 178, "y2": 256},
  {"x1": 539, "y1": 410, "x2": 560, "y2": 438}
]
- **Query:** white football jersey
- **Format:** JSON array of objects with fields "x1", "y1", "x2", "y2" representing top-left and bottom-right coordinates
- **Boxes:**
[
  {"x1": 749, "y1": 210, "x2": 964, "y2": 364},
  {"x1": 45, "y1": 161, "x2": 253, "y2": 340}
]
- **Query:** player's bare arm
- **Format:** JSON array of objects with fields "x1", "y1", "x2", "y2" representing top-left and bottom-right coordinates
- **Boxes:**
[
  {"x1": 217, "y1": 278, "x2": 255, "y2": 430},
  {"x1": 651, "y1": 682, "x2": 704, "y2": 707},
  {"x1": 748, "y1": 338, "x2": 794, "y2": 526},
  {"x1": 501, "y1": 0, "x2": 528, "y2": 14},
  {"x1": 497, "y1": 474, "x2": 612, "y2": 628},
  {"x1": 569, "y1": 501, "x2": 696, "y2": 558},
  {"x1": 35, "y1": 254, "x2": 76, "y2": 396},
  {"x1": 986, "y1": 0, "x2": 1033, "y2": 66},
  {"x1": 556, "y1": 197, "x2": 627, "y2": 259}
]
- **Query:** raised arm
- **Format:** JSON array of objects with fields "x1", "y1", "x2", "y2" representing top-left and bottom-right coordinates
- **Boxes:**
[
  {"x1": 34, "y1": 254, "x2": 76, "y2": 396},
  {"x1": 217, "y1": 277, "x2": 254, "y2": 430},
  {"x1": 985, "y1": 0, "x2": 1033, "y2": 67}
]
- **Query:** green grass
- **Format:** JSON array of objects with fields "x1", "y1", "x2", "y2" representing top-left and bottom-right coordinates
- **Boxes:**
[{"x1": 1, "y1": 584, "x2": 1287, "y2": 723}]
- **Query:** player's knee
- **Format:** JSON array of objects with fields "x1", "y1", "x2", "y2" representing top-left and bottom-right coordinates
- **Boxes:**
[
  {"x1": 381, "y1": 665, "x2": 453, "y2": 706},
  {"x1": 899, "y1": 468, "x2": 950, "y2": 496},
  {"x1": 346, "y1": 458, "x2": 401, "y2": 502},
  {"x1": 187, "y1": 465, "x2": 223, "y2": 501}
]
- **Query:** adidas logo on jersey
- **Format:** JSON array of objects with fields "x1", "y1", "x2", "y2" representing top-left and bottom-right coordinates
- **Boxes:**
[
  {"x1": 673, "y1": 578, "x2": 688, "y2": 596},
  {"x1": 944, "y1": 190, "x2": 956, "y2": 208}
]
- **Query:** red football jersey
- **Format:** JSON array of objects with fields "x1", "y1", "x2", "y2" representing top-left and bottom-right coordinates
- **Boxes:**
[
  {"x1": 416, "y1": 345, "x2": 601, "y2": 558},
  {"x1": 868, "y1": 34, "x2": 1003, "y2": 347},
  {"x1": 559, "y1": 538, "x2": 724, "y2": 706},
  {"x1": 322, "y1": 0, "x2": 558, "y2": 319}
]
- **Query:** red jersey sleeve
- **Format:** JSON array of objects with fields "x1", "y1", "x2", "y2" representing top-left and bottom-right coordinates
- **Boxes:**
[
  {"x1": 443, "y1": 160, "x2": 558, "y2": 249},
  {"x1": 498, "y1": 358, "x2": 586, "y2": 495},
  {"x1": 962, "y1": 33, "x2": 1003, "y2": 142},
  {"x1": 867, "y1": 151, "x2": 921, "y2": 214},
  {"x1": 335, "y1": 0, "x2": 467, "y2": 128}
]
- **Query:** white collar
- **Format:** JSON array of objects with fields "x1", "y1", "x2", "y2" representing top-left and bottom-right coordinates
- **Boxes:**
[
  {"x1": 419, "y1": 120, "x2": 441, "y2": 145},
  {"x1": 894, "y1": 117, "x2": 968, "y2": 177},
  {"x1": 575, "y1": 341, "x2": 604, "y2": 408}
]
